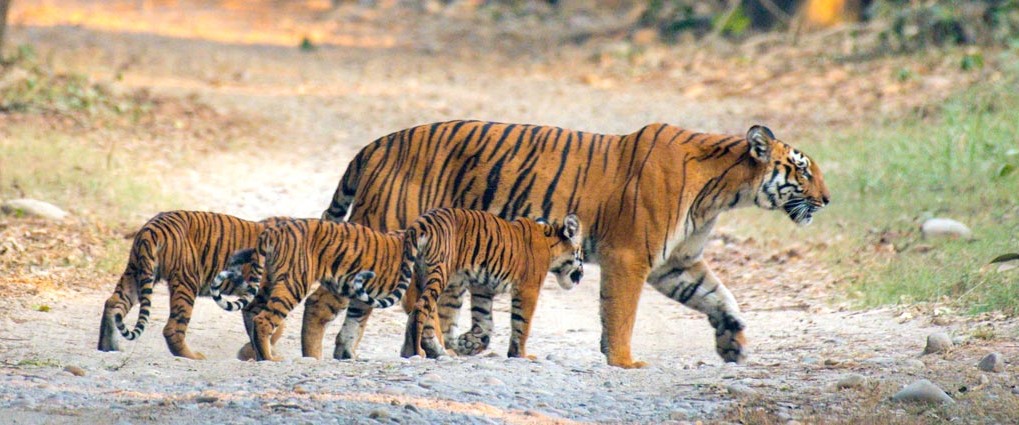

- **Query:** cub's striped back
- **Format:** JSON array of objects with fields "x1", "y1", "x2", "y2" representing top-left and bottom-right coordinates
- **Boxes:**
[
  {"x1": 238, "y1": 219, "x2": 410, "y2": 361},
  {"x1": 396, "y1": 208, "x2": 583, "y2": 360},
  {"x1": 98, "y1": 211, "x2": 288, "y2": 360}
]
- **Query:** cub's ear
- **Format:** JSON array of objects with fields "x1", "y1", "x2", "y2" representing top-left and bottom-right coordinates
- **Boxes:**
[
  {"x1": 746, "y1": 125, "x2": 775, "y2": 163},
  {"x1": 227, "y1": 248, "x2": 256, "y2": 266},
  {"x1": 561, "y1": 214, "x2": 581, "y2": 243}
]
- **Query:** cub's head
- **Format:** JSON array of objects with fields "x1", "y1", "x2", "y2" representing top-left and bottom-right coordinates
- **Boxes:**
[
  {"x1": 747, "y1": 126, "x2": 831, "y2": 225},
  {"x1": 536, "y1": 214, "x2": 584, "y2": 290}
]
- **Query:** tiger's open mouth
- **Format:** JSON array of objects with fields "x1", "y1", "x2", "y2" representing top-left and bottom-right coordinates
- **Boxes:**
[{"x1": 784, "y1": 198, "x2": 821, "y2": 225}]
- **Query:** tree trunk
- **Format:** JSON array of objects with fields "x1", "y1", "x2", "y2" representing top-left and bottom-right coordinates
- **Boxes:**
[{"x1": 0, "y1": 0, "x2": 11, "y2": 56}]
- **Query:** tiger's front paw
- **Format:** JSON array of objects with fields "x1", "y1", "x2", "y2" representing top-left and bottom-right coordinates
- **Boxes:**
[{"x1": 711, "y1": 313, "x2": 747, "y2": 363}]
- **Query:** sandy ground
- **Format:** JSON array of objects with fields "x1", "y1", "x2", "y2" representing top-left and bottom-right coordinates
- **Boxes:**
[{"x1": 2, "y1": 2, "x2": 1018, "y2": 424}]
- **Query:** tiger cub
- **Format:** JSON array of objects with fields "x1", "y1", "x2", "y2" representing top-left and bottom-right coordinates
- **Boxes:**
[
  {"x1": 97, "y1": 211, "x2": 288, "y2": 359},
  {"x1": 393, "y1": 208, "x2": 584, "y2": 360},
  {"x1": 234, "y1": 219, "x2": 412, "y2": 361}
]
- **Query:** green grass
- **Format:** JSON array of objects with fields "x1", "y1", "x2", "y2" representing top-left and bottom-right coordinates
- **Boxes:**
[
  {"x1": 0, "y1": 126, "x2": 174, "y2": 220},
  {"x1": 811, "y1": 64, "x2": 1019, "y2": 315}
]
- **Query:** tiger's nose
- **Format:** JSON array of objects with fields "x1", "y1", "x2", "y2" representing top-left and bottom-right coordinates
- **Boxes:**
[{"x1": 822, "y1": 194, "x2": 831, "y2": 206}]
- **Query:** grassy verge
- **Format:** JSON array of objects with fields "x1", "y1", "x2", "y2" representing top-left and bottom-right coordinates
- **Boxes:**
[
  {"x1": 0, "y1": 126, "x2": 175, "y2": 220},
  {"x1": 810, "y1": 55, "x2": 1019, "y2": 315}
]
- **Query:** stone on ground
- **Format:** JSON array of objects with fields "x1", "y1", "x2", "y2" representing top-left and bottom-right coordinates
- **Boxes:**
[
  {"x1": 63, "y1": 365, "x2": 86, "y2": 377},
  {"x1": 891, "y1": 380, "x2": 954, "y2": 404},
  {"x1": 977, "y1": 352, "x2": 1005, "y2": 373},
  {"x1": 836, "y1": 374, "x2": 866, "y2": 390},
  {"x1": 923, "y1": 332, "x2": 953, "y2": 355},
  {"x1": 921, "y1": 218, "x2": 972, "y2": 239},
  {"x1": 1, "y1": 199, "x2": 70, "y2": 220}
]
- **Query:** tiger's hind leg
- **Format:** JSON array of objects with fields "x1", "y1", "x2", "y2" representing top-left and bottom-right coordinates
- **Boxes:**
[
  {"x1": 647, "y1": 260, "x2": 746, "y2": 363},
  {"x1": 237, "y1": 321, "x2": 287, "y2": 361},
  {"x1": 302, "y1": 287, "x2": 348, "y2": 359},
  {"x1": 98, "y1": 274, "x2": 139, "y2": 352},
  {"x1": 453, "y1": 287, "x2": 494, "y2": 356},
  {"x1": 248, "y1": 279, "x2": 302, "y2": 361},
  {"x1": 436, "y1": 278, "x2": 468, "y2": 350},
  {"x1": 163, "y1": 276, "x2": 206, "y2": 360},
  {"x1": 334, "y1": 299, "x2": 371, "y2": 360}
]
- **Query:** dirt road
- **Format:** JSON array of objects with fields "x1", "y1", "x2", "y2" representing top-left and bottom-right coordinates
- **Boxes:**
[{"x1": 2, "y1": 3, "x2": 1017, "y2": 423}]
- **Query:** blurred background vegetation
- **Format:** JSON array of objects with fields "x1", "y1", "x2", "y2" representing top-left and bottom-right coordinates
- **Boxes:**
[{"x1": 320, "y1": 0, "x2": 1019, "y2": 48}]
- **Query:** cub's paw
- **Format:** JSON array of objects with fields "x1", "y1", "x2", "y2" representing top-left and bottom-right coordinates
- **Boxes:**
[
  {"x1": 710, "y1": 313, "x2": 747, "y2": 363},
  {"x1": 453, "y1": 332, "x2": 489, "y2": 356},
  {"x1": 608, "y1": 358, "x2": 649, "y2": 369},
  {"x1": 237, "y1": 343, "x2": 257, "y2": 361}
]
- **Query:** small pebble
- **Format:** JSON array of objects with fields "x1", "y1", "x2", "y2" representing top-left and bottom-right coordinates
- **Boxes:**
[
  {"x1": 891, "y1": 379, "x2": 954, "y2": 404},
  {"x1": 404, "y1": 403, "x2": 421, "y2": 414},
  {"x1": 63, "y1": 366, "x2": 86, "y2": 377},
  {"x1": 293, "y1": 385, "x2": 308, "y2": 395},
  {"x1": 195, "y1": 395, "x2": 219, "y2": 404},
  {"x1": 923, "y1": 332, "x2": 953, "y2": 355},
  {"x1": 726, "y1": 383, "x2": 756, "y2": 397},
  {"x1": 368, "y1": 409, "x2": 389, "y2": 420},
  {"x1": 669, "y1": 410, "x2": 689, "y2": 420},
  {"x1": 978, "y1": 352, "x2": 1005, "y2": 373},
  {"x1": 484, "y1": 377, "x2": 505, "y2": 386},
  {"x1": 921, "y1": 218, "x2": 972, "y2": 239},
  {"x1": 836, "y1": 374, "x2": 866, "y2": 390},
  {"x1": 902, "y1": 359, "x2": 926, "y2": 371}
]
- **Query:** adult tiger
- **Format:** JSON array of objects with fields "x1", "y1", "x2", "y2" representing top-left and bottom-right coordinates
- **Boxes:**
[
  {"x1": 97, "y1": 211, "x2": 289, "y2": 359},
  {"x1": 307, "y1": 120, "x2": 830, "y2": 368}
]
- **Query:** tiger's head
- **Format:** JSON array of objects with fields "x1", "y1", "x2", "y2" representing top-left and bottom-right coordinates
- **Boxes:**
[
  {"x1": 537, "y1": 214, "x2": 584, "y2": 290},
  {"x1": 747, "y1": 126, "x2": 831, "y2": 225}
]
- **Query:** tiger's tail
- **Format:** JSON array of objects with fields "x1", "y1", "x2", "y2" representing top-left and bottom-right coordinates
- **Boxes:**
[
  {"x1": 322, "y1": 149, "x2": 368, "y2": 222},
  {"x1": 112, "y1": 228, "x2": 159, "y2": 341},
  {"x1": 210, "y1": 248, "x2": 260, "y2": 311},
  {"x1": 346, "y1": 229, "x2": 418, "y2": 309}
]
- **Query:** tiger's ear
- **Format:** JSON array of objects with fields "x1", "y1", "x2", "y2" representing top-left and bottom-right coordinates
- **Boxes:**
[
  {"x1": 227, "y1": 248, "x2": 256, "y2": 266},
  {"x1": 561, "y1": 214, "x2": 581, "y2": 244},
  {"x1": 535, "y1": 217, "x2": 549, "y2": 225},
  {"x1": 746, "y1": 125, "x2": 775, "y2": 163}
]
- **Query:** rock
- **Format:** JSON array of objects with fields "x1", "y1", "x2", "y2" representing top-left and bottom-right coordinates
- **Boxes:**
[
  {"x1": 195, "y1": 395, "x2": 219, "y2": 403},
  {"x1": 63, "y1": 365, "x2": 86, "y2": 377},
  {"x1": 726, "y1": 384, "x2": 757, "y2": 397},
  {"x1": 836, "y1": 374, "x2": 866, "y2": 389},
  {"x1": 902, "y1": 359, "x2": 926, "y2": 371},
  {"x1": 404, "y1": 403, "x2": 421, "y2": 414},
  {"x1": 921, "y1": 218, "x2": 972, "y2": 239},
  {"x1": 1, "y1": 199, "x2": 70, "y2": 220},
  {"x1": 923, "y1": 332, "x2": 953, "y2": 354},
  {"x1": 484, "y1": 377, "x2": 505, "y2": 386},
  {"x1": 978, "y1": 352, "x2": 1005, "y2": 373},
  {"x1": 368, "y1": 409, "x2": 389, "y2": 420},
  {"x1": 891, "y1": 380, "x2": 954, "y2": 404},
  {"x1": 801, "y1": 356, "x2": 820, "y2": 364},
  {"x1": 293, "y1": 385, "x2": 308, "y2": 394},
  {"x1": 669, "y1": 410, "x2": 689, "y2": 420}
]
